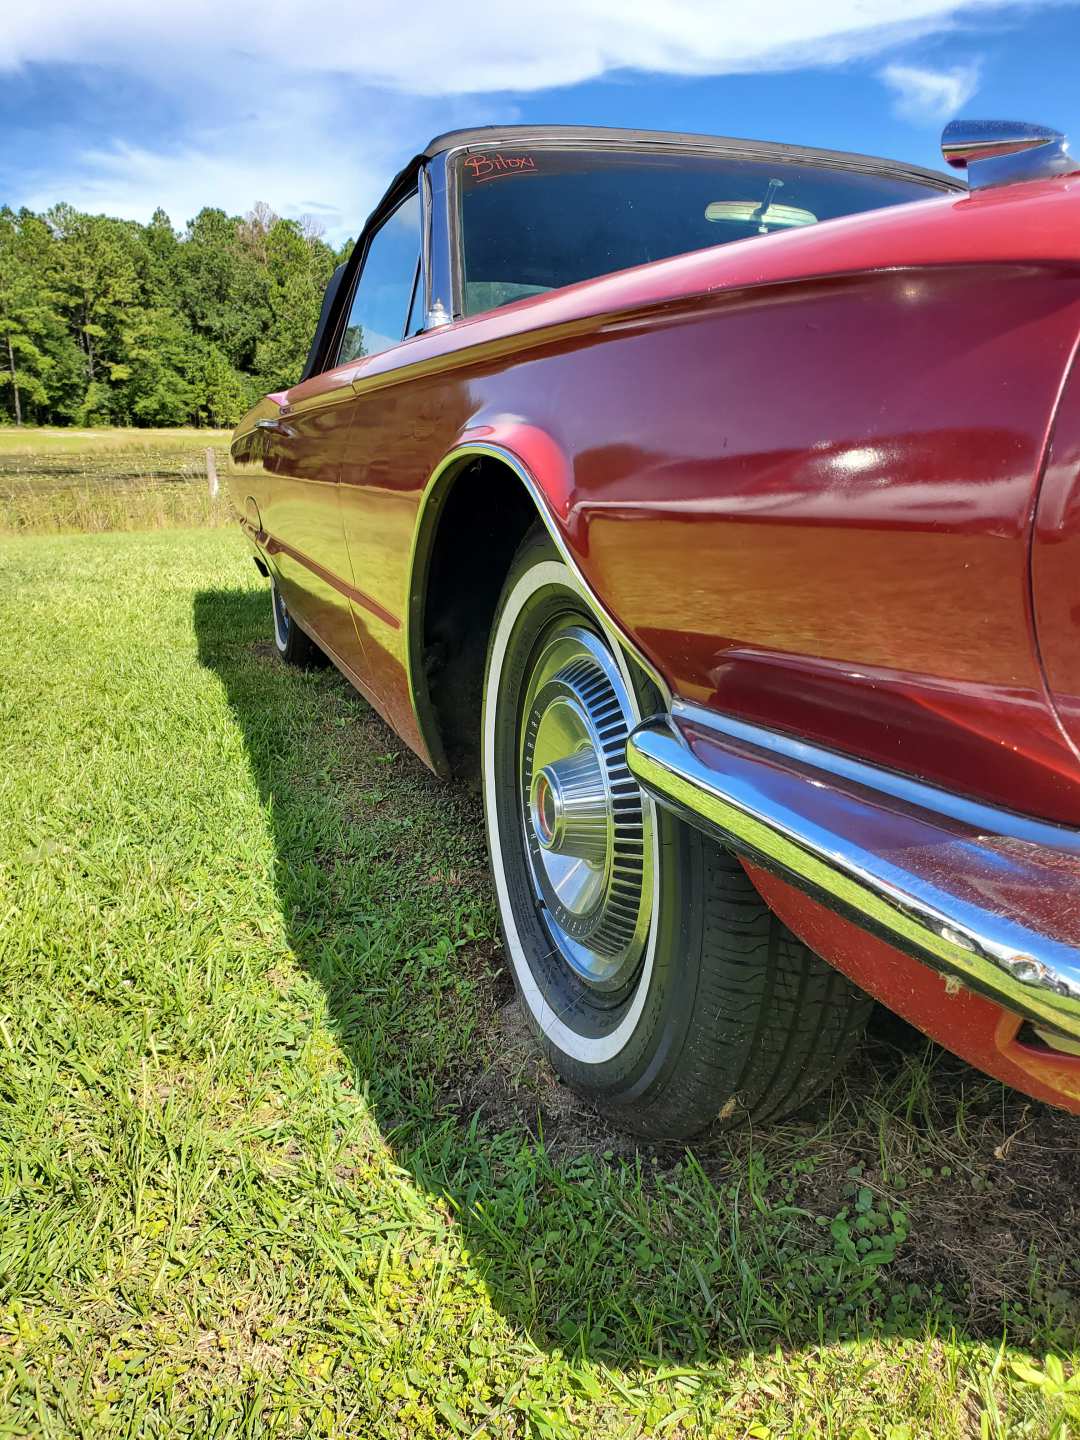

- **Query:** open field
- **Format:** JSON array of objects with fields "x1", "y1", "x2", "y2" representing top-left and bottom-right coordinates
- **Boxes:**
[
  {"x1": 0, "y1": 428, "x2": 234, "y2": 534},
  {"x1": 1, "y1": 524, "x2": 1078, "y2": 1438}
]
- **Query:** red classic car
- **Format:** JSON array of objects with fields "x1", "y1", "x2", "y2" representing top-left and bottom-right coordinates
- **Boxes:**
[{"x1": 229, "y1": 120, "x2": 1080, "y2": 1138}]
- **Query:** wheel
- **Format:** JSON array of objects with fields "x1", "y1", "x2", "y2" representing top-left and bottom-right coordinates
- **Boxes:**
[
  {"x1": 482, "y1": 528, "x2": 872, "y2": 1139},
  {"x1": 269, "y1": 576, "x2": 322, "y2": 667}
]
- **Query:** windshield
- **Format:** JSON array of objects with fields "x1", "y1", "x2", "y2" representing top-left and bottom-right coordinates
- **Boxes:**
[{"x1": 458, "y1": 146, "x2": 943, "y2": 315}]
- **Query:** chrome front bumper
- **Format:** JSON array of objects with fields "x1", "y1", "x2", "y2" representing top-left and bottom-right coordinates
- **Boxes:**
[{"x1": 627, "y1": 703, "x2": 1080, "y2": 1044}]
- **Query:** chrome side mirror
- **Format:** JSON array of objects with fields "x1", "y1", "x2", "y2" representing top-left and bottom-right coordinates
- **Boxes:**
[{"x1": 941, "y1": 119, "x2": 1073, "y2": 190}]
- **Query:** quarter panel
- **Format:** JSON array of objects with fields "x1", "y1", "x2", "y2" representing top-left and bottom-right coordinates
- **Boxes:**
[
  {"x1": 424, "y1": 264, "x2": 1080, "y2": 821},
  {"x1": 227, "y1": 410, "x2": 275, "y2": 540},
  {"x1": 558, "y1": 265, "x2": 1080, "y2": 822},
  {"x1": 254, "y1": 181, "x2": 1080, "y2": 821}
]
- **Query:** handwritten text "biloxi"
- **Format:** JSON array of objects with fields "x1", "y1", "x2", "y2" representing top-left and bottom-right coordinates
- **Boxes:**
[{"x1": 464, "y1": 154, "x2": 538, "y2": 181}]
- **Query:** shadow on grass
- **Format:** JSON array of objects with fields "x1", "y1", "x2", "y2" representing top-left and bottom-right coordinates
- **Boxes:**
[{"x1": 194, "y1": 584, "x2": 1080, "y2": 1368}]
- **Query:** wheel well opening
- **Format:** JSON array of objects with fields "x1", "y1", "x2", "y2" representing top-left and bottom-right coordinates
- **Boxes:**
[{"x1": 418, "y1": 458, "x2": 538, "y2": 781}]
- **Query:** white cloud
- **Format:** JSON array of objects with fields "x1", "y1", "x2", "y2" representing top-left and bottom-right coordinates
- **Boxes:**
[
  {"x1": 11, "y1": 78, "x2": 513, "y2": 244},
  {"x1": 0, "y1": 0, "x2": 1021, "y2": 94},
  {"x1": 29, "y1": 134, "x2": 378, "y2": 244},
  {"x1": 0, "y1": 1, "x2": 1029, "y2": 234},
  {"x1": 17, "y1": 90, "x2": 368, "y2": 237},
  {"x1": 880, "y1": 60, "x2": 981, "y2": 121}
]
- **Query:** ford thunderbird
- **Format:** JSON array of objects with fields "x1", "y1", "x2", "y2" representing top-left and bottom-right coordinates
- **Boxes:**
[{"x1": 229, "y1": 121, "x2": 1080, "y2": 1137}]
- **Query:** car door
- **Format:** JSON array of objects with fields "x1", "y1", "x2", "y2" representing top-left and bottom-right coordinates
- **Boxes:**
[
  {"x1": 332, "y1": 187, "x2": 426, "y2": 710},
  {"x1": 257, "y1": 374, "x2": 360, "y2": 674}
]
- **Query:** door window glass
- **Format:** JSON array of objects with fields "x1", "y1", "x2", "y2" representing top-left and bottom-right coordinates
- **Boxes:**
[{"x1": 338, "y1": 191, "x2": 420, "y2": 362}]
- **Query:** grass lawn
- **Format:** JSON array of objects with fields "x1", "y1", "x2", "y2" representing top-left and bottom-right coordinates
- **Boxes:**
[
  {"x1": 0, "y1": 428, "x2": 233, "y2": 534},
  {"x1": 1, "y1": 525, "x2": 1078, "y2": 1438}
]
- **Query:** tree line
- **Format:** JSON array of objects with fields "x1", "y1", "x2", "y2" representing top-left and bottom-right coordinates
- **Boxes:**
[{"x1": 0, "y1": 202, "x2": 351, "y2": 428}]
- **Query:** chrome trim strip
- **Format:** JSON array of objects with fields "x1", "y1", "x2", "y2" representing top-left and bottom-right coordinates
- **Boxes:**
[
  {"x1": 404, "y1": 441, "x2": 671, "y2": 774},
  {"x1": 426, "y1": 149, "x2": 458, "y2": 324},
  {"x1": 672, "y1": 699, "x2": 1080, "y2": 854},
  {"x1": 418, "y1": 160, "x2": 433, "y2": 328},
  {"x1": 627, "y1": 712, "x2": 1080, "y2": 1040}
]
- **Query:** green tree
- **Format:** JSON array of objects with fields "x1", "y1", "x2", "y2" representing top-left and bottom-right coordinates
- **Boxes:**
[
  {"x1": 0, "y1": 209, "x2": 61, "y2": 425},
  {"x1": 143, "y1": 208, "x2": 180, "y2": 308},
  {"x1": 47, "y1": 205, "x2": 145, "y2": 422},
  {"x1": 0, "y1": 196, "x2": 353, "y2": 429},
  {"x1": 197, "y1": 345, "x2": 258, "y2": 427},
  {"x1": 255, "y1": 217, "x2": 337, "y2": 389},
  {"x1": 173, "y1": 207, "x2": 269, "y2": 373},
  {"x1": 120, "y1": 306, "x2": 200, "y2": 425}
]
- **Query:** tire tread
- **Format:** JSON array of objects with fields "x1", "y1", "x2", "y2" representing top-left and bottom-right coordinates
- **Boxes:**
[{"x1": 624, "y1": 844, "x2": 872, "y2": 1138}]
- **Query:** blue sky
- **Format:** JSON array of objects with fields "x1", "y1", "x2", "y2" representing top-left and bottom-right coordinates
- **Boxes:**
[{"x1": 2, "y1": 1, "x2": 1079, "y2": 246}]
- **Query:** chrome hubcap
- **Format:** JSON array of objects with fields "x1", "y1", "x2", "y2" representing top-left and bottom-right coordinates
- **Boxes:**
[{"x1": 519, "y1": 624, "x2": 654, "y2": 991}]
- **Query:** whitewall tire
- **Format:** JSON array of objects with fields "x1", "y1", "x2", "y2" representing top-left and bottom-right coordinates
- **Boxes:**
[{"x1": 481, "y1": 528, "x2": 873, "y2": 1138}]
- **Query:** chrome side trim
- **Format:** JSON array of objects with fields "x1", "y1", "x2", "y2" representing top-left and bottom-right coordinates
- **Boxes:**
[
  {"x1": 627, "y1": 711, "x2": 1080, "y2": 1041},
  {"x1": 405, "y1": 441, "x2": 671, "y2": 774},
  {"x1": 672, "y1": 700, "x2": 1080, "y2": 853}
]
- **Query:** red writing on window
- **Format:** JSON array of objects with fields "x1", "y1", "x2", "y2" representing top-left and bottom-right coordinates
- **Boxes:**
[{"x1": 464, "y1": 153, "x2": 538, "y2": 181}]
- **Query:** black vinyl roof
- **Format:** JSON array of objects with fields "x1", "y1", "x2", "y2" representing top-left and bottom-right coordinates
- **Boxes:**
[{"x1": 420, "y1": 123, "x2": 963, "y2": 192}]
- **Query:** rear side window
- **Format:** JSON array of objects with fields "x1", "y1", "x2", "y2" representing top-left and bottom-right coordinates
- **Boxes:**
[
  {"x1": 459, "y1": 148, "x2": 942, "y2": 315},
  {"x1": 337, "y1": 191, "x2": 420, "y2": 363}
]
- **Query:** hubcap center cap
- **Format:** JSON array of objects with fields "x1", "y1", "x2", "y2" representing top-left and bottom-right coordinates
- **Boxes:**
[
  {"x1": 529, "y1": 746, "x2": 609, "y2": 871},
  {"x1": 531, "y1": 769, "x2": 560, "y2": 848}
]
